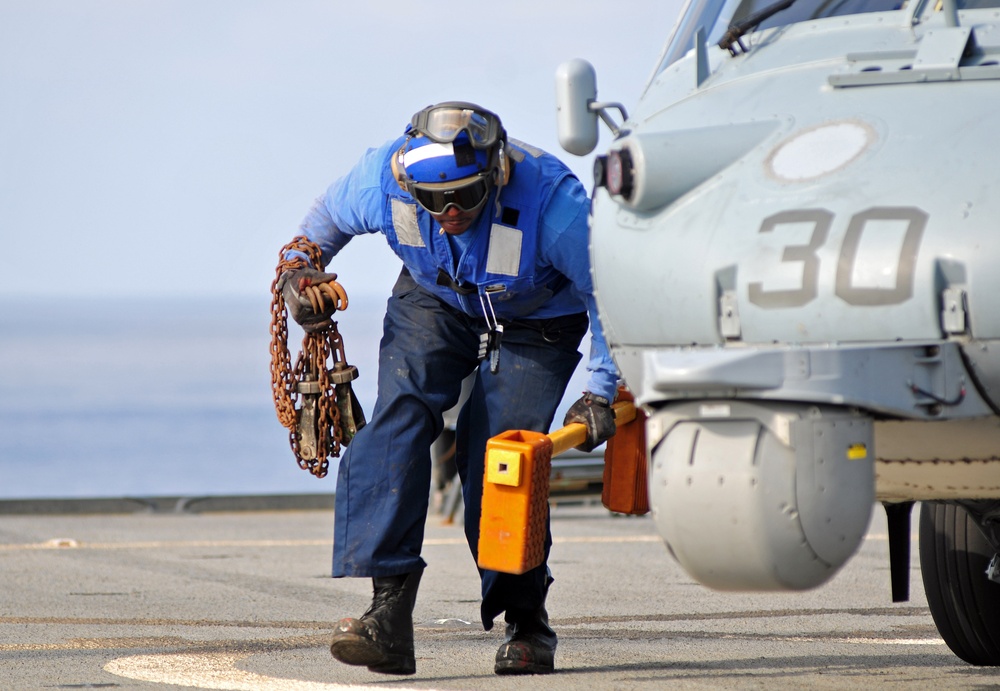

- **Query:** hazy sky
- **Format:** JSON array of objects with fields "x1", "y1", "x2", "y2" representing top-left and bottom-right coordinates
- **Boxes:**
[{"x1": 0, "y1": 1, "x2": 684, "y2": 302}]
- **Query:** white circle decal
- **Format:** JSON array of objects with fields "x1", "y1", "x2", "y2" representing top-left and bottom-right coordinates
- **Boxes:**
[{"x1": 767, "y1": 121, "x2": 874, "y2": 182}]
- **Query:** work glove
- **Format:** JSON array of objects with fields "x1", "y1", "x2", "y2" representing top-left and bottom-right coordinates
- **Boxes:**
[
  {"x1": 563, "y1": 392, "x2": 616, "y2": 452},
  {"x1": 278, "y1": 266, "x2": 345, "y2": 333}
]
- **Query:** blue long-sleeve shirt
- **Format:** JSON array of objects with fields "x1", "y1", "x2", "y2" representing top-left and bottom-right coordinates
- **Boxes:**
[{"x1": 291, "y1": 137, "x2": 618, "y2": 400}]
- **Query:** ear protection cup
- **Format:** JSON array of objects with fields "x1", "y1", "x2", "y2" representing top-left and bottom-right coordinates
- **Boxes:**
[
  {"x1": 392, "y1": 138, "x2": 410, "y2": 192},
  {"x1": 496, "y1": 144, "x2": 511, "y2": 186}
]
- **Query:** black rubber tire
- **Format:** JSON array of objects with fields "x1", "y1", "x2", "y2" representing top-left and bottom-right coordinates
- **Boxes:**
[{"x1": 918, "y1": 501, "x2": 1000, "y2": 666}]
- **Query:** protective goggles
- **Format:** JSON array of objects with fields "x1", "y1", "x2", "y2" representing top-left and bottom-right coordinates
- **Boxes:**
[
  {"x1": 409, "y1": 175, "x2": 492, "y2": 215},
  {"x1": 410, "y1": 104, "x2": 503, "y2": 150}
]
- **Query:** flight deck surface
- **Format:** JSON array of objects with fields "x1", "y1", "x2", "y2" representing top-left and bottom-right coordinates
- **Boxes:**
[{"x1": 0, "y1": 500, "x2": 991, "y2": 689}]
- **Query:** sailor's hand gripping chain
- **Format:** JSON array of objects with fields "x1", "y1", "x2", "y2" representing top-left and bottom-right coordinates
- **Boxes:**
[{"x1": 269, "y1": 236, "x2": 366, "y2": 478}]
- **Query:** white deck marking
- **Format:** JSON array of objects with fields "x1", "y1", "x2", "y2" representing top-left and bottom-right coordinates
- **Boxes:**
[
  {"x1": 104, "y1": 634, "x2": 946, "y2": 689},
  {"x1": 104, "y1": 652, "x2": 431, "y2": 691}
]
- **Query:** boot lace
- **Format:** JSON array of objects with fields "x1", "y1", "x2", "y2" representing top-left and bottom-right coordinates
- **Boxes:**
[{"x1": 363, "y1": 582, "x2": 404, "y2": 620}]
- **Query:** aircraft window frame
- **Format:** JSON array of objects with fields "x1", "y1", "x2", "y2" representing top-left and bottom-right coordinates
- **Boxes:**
[
  {"x1": 652, "y1": 0, "x2": 1000, "y2": 76},
  {"x1": 730, "y1": 0, "x2": 905, "y2": 32},
  {"x1": 709, "y1": 0, "x2": 744, "y2": 44},
  {"x1": 656, "y1": 0, "x2": 728, "y2": 73}
]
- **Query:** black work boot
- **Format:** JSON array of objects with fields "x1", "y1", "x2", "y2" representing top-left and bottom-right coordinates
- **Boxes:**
[
  {"x1": 494, "y1": 604, "x2": 557, "y2": 675},
  {"x1": 329, "y1": 568, "x2": 423, "y2": 675}
]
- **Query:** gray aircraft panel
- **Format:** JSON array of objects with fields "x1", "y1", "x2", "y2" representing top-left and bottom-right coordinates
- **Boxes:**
[{"x1": 556, "y1": 0, "x2": 1000, "y2": 666}]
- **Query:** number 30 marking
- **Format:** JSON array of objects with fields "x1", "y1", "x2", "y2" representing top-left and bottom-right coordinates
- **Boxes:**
[{"x1": 747, "y1": 206, "x2": 927, "y2": 308}]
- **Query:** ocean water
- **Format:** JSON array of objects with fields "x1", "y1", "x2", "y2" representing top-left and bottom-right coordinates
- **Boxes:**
[
  {"x1": 0, "y1": 295, "x2": 591, "y2": 499},
  {"x1": 0, "y1": 295, "x2": 383, "y2": 499}
]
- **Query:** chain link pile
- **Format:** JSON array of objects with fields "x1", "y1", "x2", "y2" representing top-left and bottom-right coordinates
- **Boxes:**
[{"x1": 269, "y1": 236, "x2": 354, "y2": 478}]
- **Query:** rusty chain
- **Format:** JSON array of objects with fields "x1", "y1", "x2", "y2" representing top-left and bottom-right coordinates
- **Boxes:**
[{"x1": 269, "y1": 236, "x2": 358, "y2": 478}]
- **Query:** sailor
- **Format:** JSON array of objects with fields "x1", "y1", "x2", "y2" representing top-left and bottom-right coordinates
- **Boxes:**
[{"x1": 278, "y1": 102, "x2": 619, "y2": 675}]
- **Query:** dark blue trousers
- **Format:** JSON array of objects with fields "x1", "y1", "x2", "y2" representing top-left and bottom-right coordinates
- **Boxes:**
[{"x1": 333, "y1": 269, "x2": 586, "y2": 629}]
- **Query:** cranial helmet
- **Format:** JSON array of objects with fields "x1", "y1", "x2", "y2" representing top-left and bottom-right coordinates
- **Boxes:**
[
  {"x1": 396, "y1": 102, "x2": 508, "y2": 215},
  {"x1": 402, "y1": 133, "x2": 491, "y2": 184}
]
